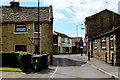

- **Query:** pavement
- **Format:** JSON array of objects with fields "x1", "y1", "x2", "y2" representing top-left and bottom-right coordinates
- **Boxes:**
[
  {"x1": 79, "y1": 54, "x2": 120, "y2": 79},
  {"x1": 1, "y1": 66, "x2": 56, "y2": 79}
]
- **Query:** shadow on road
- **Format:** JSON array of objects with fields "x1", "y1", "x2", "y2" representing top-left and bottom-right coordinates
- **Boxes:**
[
  {"x1": 52, "y1": 57, "x2": 87, "y2": 67},
  {"x1": 23, "y1": 67, "x2": 55, "y2": 75}
]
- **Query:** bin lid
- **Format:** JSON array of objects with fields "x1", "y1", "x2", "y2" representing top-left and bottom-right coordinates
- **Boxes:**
[{"x1": 32, "y1": 54, "x2": 48, "y2": 57}]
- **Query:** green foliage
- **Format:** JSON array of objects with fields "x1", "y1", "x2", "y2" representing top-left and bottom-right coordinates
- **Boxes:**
[
  {"x1": 0, "y1": 51, "x2": 31, "y2": 54},
  {"x1": 0, "y1": 67, "x2": 22, "y2": 72},
  {"x1": 1, "y1": 52, "x2": 32, "y2": 70}
]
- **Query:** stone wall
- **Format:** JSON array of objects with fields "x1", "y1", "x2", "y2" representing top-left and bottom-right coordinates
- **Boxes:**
[
  {"x1": 2, "y1": 23, "x2": 53, "y2": 54},
  {"x1": 85, "y1": 10, "x2": 120, "y2": 39},
  {"x1": 92, "y1": 35, "x2": 115, "y2": 62}
]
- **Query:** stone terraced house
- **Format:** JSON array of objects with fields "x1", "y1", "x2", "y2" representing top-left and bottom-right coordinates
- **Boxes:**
[
  {"x1": 85, "y1": 9, "x2": 120, "y2": 66},
  {"x1": 0, "y1": 1, "x2": 53, "y2": 54},
  {"x1": 53, "y1": 31, "x2": 72, "y2": 54}
]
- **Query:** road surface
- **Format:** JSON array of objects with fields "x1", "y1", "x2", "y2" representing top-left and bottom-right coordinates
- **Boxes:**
[{"x1": 50, "y1": 55, "x2": 113, "y2": 79}]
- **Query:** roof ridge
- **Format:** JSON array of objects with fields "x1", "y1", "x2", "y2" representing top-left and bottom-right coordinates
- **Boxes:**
[
  {"x1": 86, "y1": 9, "x2": 120, "y2": 18},
  {"x1": 1, "y1": 6, "x2": 49, "y2": 8}
]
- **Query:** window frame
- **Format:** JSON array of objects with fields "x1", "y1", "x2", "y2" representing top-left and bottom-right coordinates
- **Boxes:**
[
  {"x1": 15, "y1": 24, "x2": 26, "y2": 32},
  {"x1": 61, "y1": 37, "x2": 65, "y2": 43},
  {"x1": 67, "y1": 38, "x2": 70, "y2": 43},
  {"x1": 110, "y1": 35, "x2": 114, "y2": 50},
  {"x1": 15, "y1": 45, "x2": 27, "y2": 52},
  {"x1": 35, "y1": 23, "x2": 39, "y2": 32},
  {"x1": 101, "y1": 37, "x2": 106, "y2": 50},
  {"x1": 94, "y1": 40, "x2": 97, "y2": 50}
]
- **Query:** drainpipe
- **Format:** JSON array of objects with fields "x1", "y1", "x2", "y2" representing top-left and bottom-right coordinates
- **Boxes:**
[
  {"x1": 33, "y1": 22, "x2": 35, "y2": 54},
  {"x1": 38, "y1": 0, "x2": 40, "y2": 55},
  {"x1": 40, "y1": 24, "x2": 42, "y2": 54}
]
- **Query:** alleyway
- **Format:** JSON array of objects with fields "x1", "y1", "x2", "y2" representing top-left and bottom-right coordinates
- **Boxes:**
[{"x1": 2, "y1": 55, "x2": 116, "y2": 80}]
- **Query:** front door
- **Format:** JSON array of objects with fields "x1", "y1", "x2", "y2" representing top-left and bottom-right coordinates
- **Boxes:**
[{"x1": 91, "y1": 41, "x2": 93, "y2": 58}]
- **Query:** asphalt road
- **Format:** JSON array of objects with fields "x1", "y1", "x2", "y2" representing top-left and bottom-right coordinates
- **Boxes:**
[
  {"x1": 2, "y1": 54, "x2": 116, "y2": 80},
  {"x1": 50, "y1": 55, "x2": 115, "y2": 79}
]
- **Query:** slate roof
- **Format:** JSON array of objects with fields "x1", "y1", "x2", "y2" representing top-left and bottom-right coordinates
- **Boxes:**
[
  {"x1": 72, "y1": 37, "x2": 82, "y2": 46},
  {"x1": 53, "y1": 31, "x2": 72, "y2": 39},
  {"x1": 90, "y1": 26, "x2": 120, "y2": 41},
  {"x1": 86, "y1": 9, "x2": 120, "y2": 19},
  {"x1": 1, "y1": 4, "x2": 53, "y2": 23}
]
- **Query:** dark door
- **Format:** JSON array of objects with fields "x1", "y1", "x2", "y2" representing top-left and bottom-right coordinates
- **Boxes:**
[
  {"x1": 15, "y1": 45, "x2": 27, "y2": 52},
  {"x1": 59, "y1": 46, "x2": 60, "y2": 54},
  {"x1": 91, "y1": 41, "x2": 93, "y2": 58}
]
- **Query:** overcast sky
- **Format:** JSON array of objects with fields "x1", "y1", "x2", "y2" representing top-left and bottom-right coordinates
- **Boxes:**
[{"x1": 1, "y1": 0, "x2": 120, "y2": 39}]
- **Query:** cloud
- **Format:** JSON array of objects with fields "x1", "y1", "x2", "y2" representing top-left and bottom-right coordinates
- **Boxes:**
[
  {"x1": 53, "y1": 11, "x2": 67, "y2": 23},
  {"x1": 42, "y1": 0, "x2": 120, "y2": 23}
]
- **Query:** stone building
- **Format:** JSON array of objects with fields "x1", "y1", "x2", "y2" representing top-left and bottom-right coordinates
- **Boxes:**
[
  {"x1": 53, "y1": 31, "x2": 72, "y2": 54},
  {"x1": 85, "y1": 9, "x2": 120, "y2": 65},
  {"x1": 85, "y1": 9, "x2": 120, "y2": 39},
  {"x1": 90, "y1": 26, "x2": 120, "y2": 66},
  {"x1": 1, "y1": 1, "x2": 53, "y2": 54},
  {"x1": 72, "y1": 37, "x2": 83, "y2": 54}
]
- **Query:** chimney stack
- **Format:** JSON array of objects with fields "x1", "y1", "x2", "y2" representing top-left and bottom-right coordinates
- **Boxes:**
[
  {"x1": 118, "y1": 1, "x2": 120, "y2": 14},
  {"x1": 10, "y1": 0, "x2": 20, "y2": 7}
]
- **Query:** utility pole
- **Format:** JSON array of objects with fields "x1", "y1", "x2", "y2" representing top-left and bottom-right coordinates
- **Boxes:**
[
  {"x1": 76, "y1": 25, "x2": 78, "y2": 37},
  {"x1": 106, "y1": 1, "x2": 108, "y2": 9},
  {"x1": 76, "y1": 24, "x2": 84, "y2": 37},
  {"x1": 38, "y1": 0, "x2": 40, "y2": 55}
]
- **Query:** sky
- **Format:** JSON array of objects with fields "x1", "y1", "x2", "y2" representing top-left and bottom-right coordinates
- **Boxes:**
[{"x1": 0, "y1": 0, "x2": 120, "y2": 39}]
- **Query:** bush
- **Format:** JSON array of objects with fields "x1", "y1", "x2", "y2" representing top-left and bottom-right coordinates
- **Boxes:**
[{"x1": 1, "y1": 52, "x2": 32, "y2": 71}]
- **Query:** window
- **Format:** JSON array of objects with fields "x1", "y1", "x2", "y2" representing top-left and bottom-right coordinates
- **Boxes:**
[
  {"x1": 94, "y1": 40, "x2": 97, "y2": 49},
  {"x1": 110, "y1": 35, "x2": 114, "y2": 49},
  {"x1": 35, "y1": 24, "x2": 39, "y2": 32},
  {"x1": 66, "y1": 47, "x2": 69, "y2": 52},
  {"x1": 15, "y1": 24, "x2": 26, "y2": 32},
  {"x1": 15, "y1": 45, "x2": 27, "y2": 52},
  {"x1": 61, "y1": 37, "x2": 65, "y2": 43},
  {"x1": 67, "y1": 38, "x2": 70, "y2": 43},
  {"x1": 101, "y1": 37, "x2": 106, "y2": 49}
]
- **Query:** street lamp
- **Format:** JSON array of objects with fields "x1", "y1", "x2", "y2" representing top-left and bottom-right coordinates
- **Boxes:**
[
  {"x1": 76, "y1": 24, "x2": 83, "y2": 37},
  {"x1": 76, "y1": 25, "x2": 78, "y2": 37}
]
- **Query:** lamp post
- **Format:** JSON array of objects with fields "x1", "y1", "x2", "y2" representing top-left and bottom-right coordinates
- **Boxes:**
[
  {"x1": 38, "y1": 0, "x2": 40, "y2": 55},
  {"x1": 76, "y1": 25, "x2": 78, "y2": 37},
  {"x1": 76, "y1": 24, "x2": 84, "y2": 54},
  {"x1": 76, "y1": 24, "x2": 83, "y2": 37}
]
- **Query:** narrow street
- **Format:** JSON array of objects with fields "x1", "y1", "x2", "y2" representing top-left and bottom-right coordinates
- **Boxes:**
[{"x1": 50, "y1": 54, "x2": 113, "y2": 79}]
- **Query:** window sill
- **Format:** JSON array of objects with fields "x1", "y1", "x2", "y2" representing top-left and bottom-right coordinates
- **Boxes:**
[
  {"x1": 110, "y1": 47, "x2": 114, "y2": 50},
  {"x1": 34, "y1": 32, "x2": 41, "y2": 34},
  {"x1": 94, "y1": 47, "x2": 97, "y2": 50},
  {"x1": 101, "y1": 47, "x2": 106, "y2": 50},
  {"x1": 13, "y1": 32, "x2": 28, "y2": 34}
]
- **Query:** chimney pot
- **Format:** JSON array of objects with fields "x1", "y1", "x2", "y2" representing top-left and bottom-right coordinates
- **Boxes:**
[{"x1": 10, "y1": 1, "x2": 20, "y2": 7}]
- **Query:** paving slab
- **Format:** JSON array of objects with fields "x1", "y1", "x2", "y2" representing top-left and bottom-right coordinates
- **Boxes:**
[{"x1": 79, "y1": 54, "x2": 119, "y2": 79}]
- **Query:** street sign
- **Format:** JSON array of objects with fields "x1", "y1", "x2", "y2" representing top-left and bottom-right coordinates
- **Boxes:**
[{"x1": 84, "y1": 38, "x2": 88, "y2": 43}]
